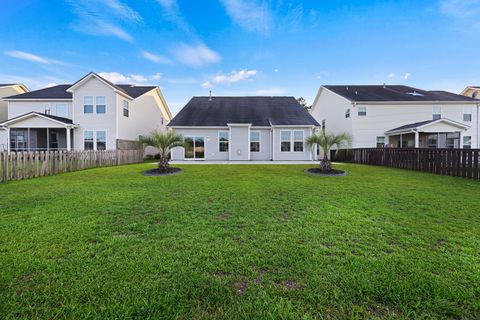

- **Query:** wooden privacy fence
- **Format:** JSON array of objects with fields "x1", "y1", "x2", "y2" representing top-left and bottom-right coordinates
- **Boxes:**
[
  {"x1": 0, "y1": 149, "x2": 143, "y2": 183},
  {"x1": 333, "y1": 148, "x2": 480, "y2": 180}
]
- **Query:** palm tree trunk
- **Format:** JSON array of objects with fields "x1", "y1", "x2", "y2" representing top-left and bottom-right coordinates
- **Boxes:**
[
  {"x1": 320, "y1": 155, "x2": 332, "y2": 171},
  {"x1": 158, "y1": 156, "x2": 170, "y2": 172}
]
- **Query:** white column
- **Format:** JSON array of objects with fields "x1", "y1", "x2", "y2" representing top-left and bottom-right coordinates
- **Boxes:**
[
  {"x1": 46, "y1": 128, "x2": 49, "y2": 151},
  {"x1": 414, "y1": 131, "x2": 419, "y2": 148},
  {"x1": 27, "y1": 128, "x2": 30, "y2": 151},
  {"x1": 6, "y1": 127, "x2": 10, "y2": 153},
  {"x1": 459, "y1": 131, "x2": 463, "y2": 149},
  {"x1": 271, "y1": 127, "x2": 274, "y2": 161},
  {"x1": 66, "y1": 128, "x2": 71, "y2": 151},
  {"x1": 400, "y1": 134, "x2": 403, "y2": 148}
]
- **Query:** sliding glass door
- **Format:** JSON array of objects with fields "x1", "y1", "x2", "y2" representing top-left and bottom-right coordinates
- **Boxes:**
[{"x1": 184, "y1": 136, "x2": 205, "y2": 160}]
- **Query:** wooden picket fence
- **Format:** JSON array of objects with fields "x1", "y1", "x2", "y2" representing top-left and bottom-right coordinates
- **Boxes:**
[
  {"x1": 0, "y1": 149, "x2": 143, "y2": 183},
  {"x1": 333, "y1": 148, "x2": 480, "y2": 180}
]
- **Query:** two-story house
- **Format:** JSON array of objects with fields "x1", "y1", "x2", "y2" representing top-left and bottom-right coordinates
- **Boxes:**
[
  {"x1": 311, "y1": 85, "x2": 480, "y2": 150},
  {"x1": 0, "y1": 72, "x2": 172, "y2": 152}
]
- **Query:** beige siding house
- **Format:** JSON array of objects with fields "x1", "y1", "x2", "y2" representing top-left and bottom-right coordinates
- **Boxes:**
[
  {"x1": 169, "y1": 96, "x2": 320, "y2": 161},
  {"x1": 311, "y1": 85, "x2": 480, "y2": 150},
  {"x1": 0, "y1": 72, "x2": 172, "y2": 152}
]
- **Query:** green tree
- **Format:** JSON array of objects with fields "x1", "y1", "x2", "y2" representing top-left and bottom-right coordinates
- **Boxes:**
[
  {"x1": 306, "y1": 131, "x2": 352, "y2": 171},
  {"x1": 139, "y1": 131, "x2": 184, "y2": 172}
]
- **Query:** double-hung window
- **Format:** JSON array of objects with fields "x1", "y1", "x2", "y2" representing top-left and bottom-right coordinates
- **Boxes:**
[
  {"x1": 463, "y1": 107, "x2": 472, "y2": 122},
  {"x1": 84, "y1": 96, "x2": 93, "y2": 113},
  {"x1": 84, "y1": 131, "x2": 94, "y2": 150},
  {"x1": 280, "y1": 131, "x2": 291, "y2": 152},
  {"x1": 293, "y1": 131, "x2": 304, "y2": 152},
  {"x1": 96, "y1": 131, "x2": 106, "y2": 150},
  {"x1": 358, "y1": 107, "x2": 367, "y2": 116},
  {"x1": 376, "y1": 136, "x2": 385, "y2": 148},
  {"x1": 432, "y1": 107, "x2": 441, "y2": 120},
  {"x1": 96, "y1": 96, "x2": 106, "y2": 114},
  {"x1": 218, "y1": 131, "x2": 229, "y2": 152},
  {"x1": 123, "y1": 100, "x2": 129, "y2": 117},
  {"x1": 250, "y1": 131, "x2": 260, "y2": 152},
  {"x1": 463, "y1": 136, "x2": 472, "y2": 149}
]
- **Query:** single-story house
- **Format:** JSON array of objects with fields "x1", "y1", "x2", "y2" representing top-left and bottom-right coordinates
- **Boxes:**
[{"x1": 169, "y1": 96, "x2": 320, "y2": 161}]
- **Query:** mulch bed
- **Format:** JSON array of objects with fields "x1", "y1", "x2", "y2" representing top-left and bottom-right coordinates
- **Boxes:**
[
  {"x1": 305, "y1": 168, "x2": 347, "y2": 176},
  {"x1": 143, "y1": 167, "x2": 183, "y2": 176}
]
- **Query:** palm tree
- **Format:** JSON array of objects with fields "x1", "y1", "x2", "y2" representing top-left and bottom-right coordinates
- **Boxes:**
[
  {"x1": 306, "y1": 131, "x2": 352, "y2": 171},
  {"x1": 139, "y1": 130, "x2": 184, "y2": 173}
]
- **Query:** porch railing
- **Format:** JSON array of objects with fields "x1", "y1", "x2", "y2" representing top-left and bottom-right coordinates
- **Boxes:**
[
  {"x1": 0, "y1": 149, "x2": 143, "y2": 183},
  {"x1": 332, "y1": 148, "x2": 480, "y2": 180}
]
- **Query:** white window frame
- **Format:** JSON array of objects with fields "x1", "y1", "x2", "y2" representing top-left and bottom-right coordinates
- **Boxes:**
[
  {"x1": 83, "y1": 130, "x2": 94, "y2": 150},
  {"x1": 433, "y1": 107, "x2": 441, "y2": 120},
  {"x1": 84, "y1": 96, "x2": 94, "y2": 114},
  {"x1": 95, "y1": 130, "x2": 107, "y2": 150},
  {"x1": 218, "y1": 131, "x2": 229, "y2": 153},
  {"x1": 83, "y1": 130, "x2": 107, "y2": 151},
  {"x1": 250, "y1": 131, "x2": 261, "y2": 153},
  {"x1": 123, "y1": 100, "x2": 129, "y2": 117},
  {"x1": 55, "y1": 103, "x2": 68, "y2": 117},
  {"x1": 376, "y1": 136, "x2": 385, "y2": 148},
  {"x1": 463, "y1": 107, "x2": 472, "y2": 122},
  {"x1": 280, "y1": 130, "x2": 292, "y2": 152},
  {"x1": 95, "y1": 96, "x2": 106, "y2": 114},
  {"x1": 184, "y1": 135, "x2": 206, "y2": 160},
  {"x1": 358, "y1": 107, "x2": 367, "y2": 116},
  {"x1": 293, "y1": 130, "x2": 304, "y2": 152},
  {"x1": 463, "y1": 136, "x2": 472, "y2": 149}
]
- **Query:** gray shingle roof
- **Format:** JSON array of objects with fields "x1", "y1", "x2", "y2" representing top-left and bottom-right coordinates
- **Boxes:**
[
  {"x1": 386, "y1": 120, "x2": 437, "y2": 132},
  {"x1": 324, "y1": 85, "x2": 477, "y2": 102},
  {"x1": 0, "y1": 111, "x2": 73, "y2": 125},
  {"x1": 168, "y1": 96, "x2": 320, "y2": 127},
  {"x1": 4, "y1": 83, "x2": 155, "y2": 100}
]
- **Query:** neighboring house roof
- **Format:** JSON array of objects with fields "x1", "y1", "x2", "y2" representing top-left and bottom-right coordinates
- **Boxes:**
[
  {"x1": 385, "y1": 118, "x2": 469, "y2": 135},
  {"x1": 0, "y1": 111, "x2": 74, "y2": 126},
  {"x1": 0, "y1": 84, "x2": 17, "y2": 87},
  {"x1": 4, "y1": 85, "x2": 72, "y2": 100},
  {"x1": 169, "y1": 96, "x2": 320, "y2": 127},
  {"x1": 324, "y1": 85, "x2": 478, "y2": 102},
  {"x1": 0, "y1": 83, "x2": 29, "y2": 92},
  {"x1": 460, "y1": 86, "x2": 480, "y2": 99},
  {"x1": 116, "y1": 85, "x2": 156, "y2": 98}
]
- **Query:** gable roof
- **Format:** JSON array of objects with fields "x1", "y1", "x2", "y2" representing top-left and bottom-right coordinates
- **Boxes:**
[
  {"x1": 4, "y1": 74, "x2": 157, "y2": 100},
  {"x1": 4, "y1": 85, "x2": 72, "y2": 100},
  {"x1": 0, "y1": 111, "x2": 74, "y2": 126},
  {"x1": 385, "y1": 118, "x2": 469, "y2": 134},
  {"x1": 324, "y1": 85, "x2": 477, "y2": 102},
  {"x1": 168, "y1": 96, "x2": 320, "y2": 127}
]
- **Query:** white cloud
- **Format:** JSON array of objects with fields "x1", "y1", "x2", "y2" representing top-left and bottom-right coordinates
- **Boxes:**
[
  {"x1": 151, "y1": 73, "x2": 162, "y2": 81},
  {"x1": 440, "y1": 0, "x2": 480, "y2": 30},
  {"x1": 155, "y1": 0, "x2": 195, "y2": 36},
  {"x1": 4, "y1": 50, "x2": 66, "y2": 65},
  {"x1": 274, "y1": 69, "x2": 279, "y2": 73},
  {"x1": 202, "y1": 81, "x2": 213, "y2": 89},
  {"x1": 172, "y1": 43, "x2": 220, "y2": 67},
  {"x1": 141, "y1": 51, "x2": 172, "y2": 64},
  {"x1": 404, "y1": 72, "x2": 411, "y2": 80},
  {"x1": 65, "y1": 0, "x2": 141, "y2": 42},
  {"x1": 130, "y1": 74, "x2": 148, "y2": 82},
  {"x1": 220, "y1": 0, "x2": 274, "y2": 35},
  {"x1": 388, "y1": 73, "x2": 396, "y2": 79},
  {"x1": 44, "y1": 82, "x2": 58, "y2": 88},
  {"x1": 212, "y1": 70, "x2": 257, "y2": 84}
]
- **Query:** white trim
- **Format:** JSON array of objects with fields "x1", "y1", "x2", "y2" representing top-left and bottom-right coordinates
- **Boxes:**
[
  {"x1": 83, "y1": 129, "x2": 94, "y2": 150},
  {"x1": 3, "y1": 98, "x2": 72, "y2": 101},
  {"x1": 218, "y1": 130, "x2": 229, "y2": 153},
  {"x1": 169, "y1": 126, "x2": 229, "y2": 129},
  {"x1": 95, "y1": 95, "x2": 107, "y2": 114},
  {"x1": 227, "y1": 123, "x2": 252, "y2": 127},
  {"x1": 0, "y1": 83, "x2": 29, "y2": 92},
  {"x1": 280, "y1": 130, "x2": 292, "y2": 152},
  {"x1": 66, "y1": 72, "x2": 134, "y2": 100},
  {"x1": 385, "y1": 118, "x2": 470, "y2": 135},
  {"x1": 183, "y1": 135, "x2": 206, "y2": 160},
  {"x1": 293, "y1": 130, "x2": 304, "y2": 153},
  {"x1": 271, "y1": 125, "x2": 317, "y2": 128},
  {"x1": 0, "y1": 112, "x2": 77, "y2": 128}
]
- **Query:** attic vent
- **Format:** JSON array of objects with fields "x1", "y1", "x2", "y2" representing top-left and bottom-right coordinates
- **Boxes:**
[{"x1": 406, "y1": 91, "x2": 424, "y2": 97}]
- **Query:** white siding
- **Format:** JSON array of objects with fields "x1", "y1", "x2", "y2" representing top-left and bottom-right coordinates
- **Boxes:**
[
  {"x1": 311, "y1": 88, "x2": 353, "y2": 138},
  {"x1": 71, "y1": 77, "x2": 117, "y2": 150},
  {"x1": 272, "y1": 127, "x2": 314, "y2": 161},
  {"x1": 249, "y1": 128, "x2": 271, "y2": 160},
  {"x1": 0, "y1": 86, "x2": 28, "y2": 122},
  {"x1": 171, "y1": 128, "x2": 230, "y2": 161},
  {"x1": 8, "y1": 100, "x2": 72, "y2": 119},
  {"x1": 228, "y1": 125, "x2": 250, "y2": 160}
]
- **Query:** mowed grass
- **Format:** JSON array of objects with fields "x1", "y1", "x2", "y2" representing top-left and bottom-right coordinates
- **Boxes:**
[{"x1": 1, "y1": 163, "x2": 479, "y2": 319}]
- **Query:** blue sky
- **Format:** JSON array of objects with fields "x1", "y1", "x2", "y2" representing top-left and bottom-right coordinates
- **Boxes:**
[{"x1": 0, "y1": 0, "x2": 479, "y2": 115}]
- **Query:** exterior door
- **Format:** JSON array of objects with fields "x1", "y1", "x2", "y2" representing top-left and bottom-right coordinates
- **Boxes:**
[
  {"x1": 50, "y1": 131, "x2": 59, "y2": 149},
  {"x1": 184, "y1": 136, "x2": 205, "y2": 160}
]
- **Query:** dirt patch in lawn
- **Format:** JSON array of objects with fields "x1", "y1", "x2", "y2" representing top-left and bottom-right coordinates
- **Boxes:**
[
  {"x1": 305, "y1": 168, "x2": 346, "y2": 176},
  {"x1": 143, "y1": 168, "x2": 183, "y2": 176}
]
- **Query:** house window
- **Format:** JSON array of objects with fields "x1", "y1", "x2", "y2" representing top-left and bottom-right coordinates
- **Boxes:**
[
  {"x1": 293, "y1": 130, "x2": 304, "y2": 152},
  {"x1": 358, "y1": 107, "x2": 367, "y2": 116},
  {"x1": 55, "y1": 104, "x2": 68, "y2": 117},
  {"x1": 280, "y1": 131, "x2": 291, "y2": 152},
  {"x1": 96, "y1": 96, "x2": 106, "y2": 114},
  {"x1": 218, "y1": 131, "x2": 229, "y2": 152},
  {"x1": 250, "y1": 131, "x2": 260, "y2": 152},
  {"x1": 427, "y1": 134, "x2": 437, "y2": 148},
  {"x1": 463, "y1": 136, "x2": 471, "y2": 149},
  {"x1": 376, "y1": 136, "x2": 385, "y2": 148},
  {"x1": 446, "y1": 132, "x2": 459, "y2": 148},
  {"x1": 123, "y1": 100, "x2": 129, "y2": 117},
  {"x1": 84, "y1": 131, "x2": 94, "y2": 150},
  {"x1": 96, "y1": 131, "x2": 106, "y2": 150},
  {"x1": 432, "y1": 107, "x2": 441, "y2": 120},
  {"x1": 44, "y1": 103, "x2": 51, "y2": 115},
  {"x1": 84, "y1": 96, "x2": 93, "y2": 113},
  {"x1": 345, "y1": 109, "x2": 350, "y2": 118},
  {"x1": 463, "y1": 107, "x2": 472, "y2": 122}
]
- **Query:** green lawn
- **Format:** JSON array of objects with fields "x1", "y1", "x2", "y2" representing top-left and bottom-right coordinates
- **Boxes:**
[{"x1": 1, "y1": 163, "x2": 479, "y2": 319}]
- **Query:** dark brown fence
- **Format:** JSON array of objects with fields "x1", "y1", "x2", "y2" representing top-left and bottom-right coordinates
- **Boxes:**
[
  {"x1": 332, "y1": 148, "x2": 480, "y2": 180},
  {"x1": 0, "y1": 149, "x2": 144, "y2": 183}
]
